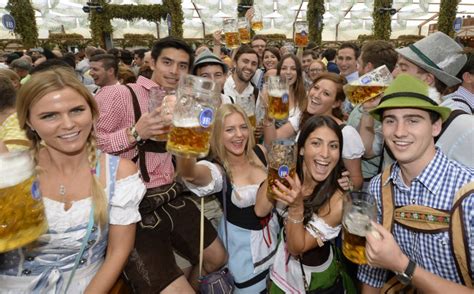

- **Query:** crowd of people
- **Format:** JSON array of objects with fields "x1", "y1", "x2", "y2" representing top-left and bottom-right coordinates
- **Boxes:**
[{"x1": 0, "y1": 27, "x2": 473, "y2": 294}]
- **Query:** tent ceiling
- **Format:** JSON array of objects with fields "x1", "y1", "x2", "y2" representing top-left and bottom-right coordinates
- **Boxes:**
[{"x1": 0, "y1": 0, "x2": 472, "y2": 40}]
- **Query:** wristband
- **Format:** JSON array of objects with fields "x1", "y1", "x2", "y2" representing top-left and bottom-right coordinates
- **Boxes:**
[{"x1": 286, "y1": 215, "x2": 304, "y2": 224}]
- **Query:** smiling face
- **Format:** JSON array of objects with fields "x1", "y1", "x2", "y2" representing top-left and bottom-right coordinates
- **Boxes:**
[
  {"x1": 382, "y1": 108, "x2": 441, "y2": 172},
  {"x1": 280, "y1": 57, "x2": 297, "y2": 86},
  {"x1": 235, "y1": 53, "x2": 259, "y2": 83},
  {"x1": 300, "y1": 126, "x2": 340, "y2": 184},
  {"x1": 28, "y1": 87, "x2": 93, "y2": 156},
  {"x1": 309, "y1": 61, "x2": 325, "y2": 81},
  {"x1": 196, "y1": 64, "x2": 226, "y2": 93},
  {"x1": 89, "y1": 60, "x2": 115, "y2": 87},
  {"x1": 222, "y1": 112, "x2": 249, "y2": 157},
  {"x1": 302, "y1": 54, "x2": 314, "y2": 73},
  {"x1": 306, "y1": 78, "x2": 340, "y2": 116},
  {"x1": 336, "y1": 47, "x2": 358, "y2": 77},
  {"x1": 152, "y1": 48, "x2": 190, "y2": 90},
  {"x1": 263, "y1": 50, "x2": 278, "y2": 70}
]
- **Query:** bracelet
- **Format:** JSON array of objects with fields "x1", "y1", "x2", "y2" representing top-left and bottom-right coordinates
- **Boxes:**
[{"x1": 286, "y1": 215, "x2": 304, "y2": 224}]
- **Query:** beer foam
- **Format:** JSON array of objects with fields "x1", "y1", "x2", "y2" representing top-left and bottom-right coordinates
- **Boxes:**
[
  {"x1": 343, "y1": 212, "x2": 371, "y2": 237},
  {"x1": 173, "y1": 117, "x2": 201, "y2": 128},
  {"x1": 0, "y1": 151, "x2": 34, "y2": 188},
  {"x1": 268, "y1": 90, "x2": 286, "y2": 97}
]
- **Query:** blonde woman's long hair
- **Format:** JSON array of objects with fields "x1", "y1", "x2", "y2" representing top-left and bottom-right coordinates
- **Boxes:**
[
  {"x1": 210, "y1": 104, "x2": 264, "y2": 181},
  {"x1": 16, "y1": 67, "x2": 108, "y2": 226}
]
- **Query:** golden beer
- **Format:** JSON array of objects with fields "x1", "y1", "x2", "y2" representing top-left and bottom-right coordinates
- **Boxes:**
[
  {"x1": 150, "y1": 125, "x2": 171, "y2": 141},
  {"x1": 294, "y1": 32, "x2": 309, "y2": 47},
  {"x1": 267, "y1": 165, "x2": 296, "y2": 199},
  {"x1": 167, "y1": 119, "x2": 212, "y2": 158},
  {"x1": 251, "y1": 21, "x2": 263, "y2": 31},
  {"x1": 248, "y1": 115, "x2": 257, "y2": 129},
  {"x1": 342, "y1": 211, "x2": 372, "y2": 264},
  {"x1": 0, "y1": 152, "x2": 47, "y2": 252},
  {"x1": 268, "y1": 91, "x2": 289, "y2": 120},
  {"x1": 239, "y1": 27, "x2": 251, "y2": 44},
  {"x1": 225, "y1": 32, "x2": 240, "y2": 49},
  {"x1": 344, "y1": 85, "x2": 387, "y2": 105}
]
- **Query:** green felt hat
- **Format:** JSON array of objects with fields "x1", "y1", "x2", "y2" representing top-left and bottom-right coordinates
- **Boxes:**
[{"x1": 370, "y1": 74, "x2": 451, "y2": 122}]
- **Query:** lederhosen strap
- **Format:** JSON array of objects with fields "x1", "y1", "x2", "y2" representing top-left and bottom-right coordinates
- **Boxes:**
[
  {"x1": 125, "y1": 85, "x2": 167, "y2": 182},
  {"x1": 381, "y1": 165, "x2": 474, "y2": 291}
]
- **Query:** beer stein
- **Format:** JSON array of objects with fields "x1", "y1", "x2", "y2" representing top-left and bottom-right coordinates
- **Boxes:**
[
  {"x1": 166, "y1": 74, "x2": 220, "y2": 158},
  {"x1": 343, "y1": 65, "x2": 393, "y2": 105},
  {"x1": 237, "y1": 94, "x2": 256, "y2": 129},
  {"x1": 251, "y1": 6, "x2": 263, "y2": 32},
  {"x1": 294, "y1": 21, "x2": 309, "y2": 48},
  {"x1": 0, "y1": 151, "x2": 48, "y2": 252},
  {"x1": 238, "y1": 17, "x2": 251, "y2": 44},
  {"x1": 342, "y1": 191, "x2": 377, "y2": 264},
  {"x1": 223, "y1": 18, "x2": 240, "y2": 49},
  {"x1": 148, "y1": 87, "x2": 172, "y2": 141},
  {"x1": 267, "y1": 76, "x2": 290, "y2": 120},
  {"x1": 267, "y1": 139, "x2": 297, "y2": 199}
]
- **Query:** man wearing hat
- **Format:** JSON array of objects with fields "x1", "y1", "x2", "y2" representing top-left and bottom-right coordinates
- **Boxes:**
[
  {"x1": 377, "y1": 32, "x2": 473, "y2": 168},
  {"x1": 357, "y1": 74, "x2": 474, "y2": 293},
  {"x1": 192, "y1": 49, "x2": 229, "y2": 104}
]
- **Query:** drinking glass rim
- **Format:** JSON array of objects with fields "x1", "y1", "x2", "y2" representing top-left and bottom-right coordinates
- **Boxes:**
[{"x1": 271, "y1": 138, "x2": 295, "y2": 146}]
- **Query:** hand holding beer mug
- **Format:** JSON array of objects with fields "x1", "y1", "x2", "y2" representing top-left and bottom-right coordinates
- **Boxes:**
[
  {"x1": 267, "y1": 139, "x2": 297, "y2": 199},
  {"x1": 0, "y1": 151, "x2": 47, "y2": 252},
  {"x1": 267, "y1": 76, "x2": 290, "y2": 120},
  {"x1": 251, "y1": 6, "x2": 263, "y2": 32},
  {"x1": 148, "y1": 87, "x2": 174, "y2": 141},
  {"x1": 294, "y1": 21, "x2": 309, "y2": 48},
  {"x1": 343, "y1": 65, "x2": 393, "y2": 105},
  {"x1": 238, "y1": 17, "x2": 251, "y2": 44},
  {"x1": 224, "y1": 18, "x2": 240, "y2": 49},
  {"x1": 166, "y1": 74, "x2": 220, "y2": 158},
  {"x1": 237, "y1": 94, "x2": 257, "y2": 129},
  {"x1": 342, "y1": 191, "x2": 377, "y2": 264}
]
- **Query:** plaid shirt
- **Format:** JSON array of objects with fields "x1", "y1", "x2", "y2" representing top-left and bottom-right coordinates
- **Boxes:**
[
  {"x1": 95, "y1": 76, "x2": 174, "y2": 189},
  {"x1": 358, "y1": 149, "x2": 474, "y2": 288},
  {"x1": 443, "y1": 86, "x2": 474, "y2": 114}
]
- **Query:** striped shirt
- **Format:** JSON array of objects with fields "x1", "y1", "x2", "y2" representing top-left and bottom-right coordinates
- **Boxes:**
[
  {"x1": 358, "y1": 149, "x2": 474, "y2": 288},
  {"x1": 443, "y1": 86, "x2": 474, "y2": 114},
  {"x1": 95, "y1": 76, "x2": 174, "y2": 189}
]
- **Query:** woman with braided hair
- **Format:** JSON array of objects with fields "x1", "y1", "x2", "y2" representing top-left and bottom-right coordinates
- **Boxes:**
[{"x1": 0, "y1": 67, "x2": 146, "y2": 293}]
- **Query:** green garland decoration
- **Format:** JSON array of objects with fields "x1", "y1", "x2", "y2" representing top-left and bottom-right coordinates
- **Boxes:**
[
  {"x1": 6, "y1": 0, "x2": 38, "y2": 49},
  {"x1": 89, "y1": 0, "x2": 183, "y2": 48},
  {"x1": 438, "y1": 0, "x2": 458, "y2": 37},
  {"x1": 372, "y1": 0, "x2": 393, "y2": 40},
  {"x1": 307, "y1": 0, "x2": 325, "y2": 45}
]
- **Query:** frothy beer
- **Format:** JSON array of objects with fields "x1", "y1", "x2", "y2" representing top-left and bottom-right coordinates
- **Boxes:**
[
  {"x1": 0, "y1": 152, "x2": 47, "y2": 252},
  {"x1": 344, "y1": 85, "x2": 387, "y2": 105},
  {"x1": 239, "y1": 27, "x2": 251, "y2": 44},
  {"x1": 225, "y1": 32, "x2": 240, "y2": 49},
  {"x1": 248, "y1": 115, "x2": 257, "y2": 129},
  {"x1": 342, "y1": 212, "x2": 371, "y2": 264},
  {"x1": 251, "y1": 21, "x2": 263, "y2": 31},
  {"x1": 268, "y1": 90, "x2": 289, "y2": 120},
  {"x1": 267, "y1": 164, "x2": 296, "y2": 199},
  {"x1": 167, "y1": 118, "x2": 212, "y2": 158},
  {"x1": 294, "y1": 32, "x2": 308, "y2": 47}
]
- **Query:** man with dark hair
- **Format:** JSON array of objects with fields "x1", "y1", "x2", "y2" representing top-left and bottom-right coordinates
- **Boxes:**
[
  {"x1": 322, "y1": 48, "x2": 339, "y2": 74},
  {"x1": 133, "y1": 48, "x2": 148, "y2": 75},
  {"x1": 337, "y1": 42, "x2": 360, "y2": 82},
  {"x1": 443, "y1": 50, "x2": 473, "y2": 114},
  {"x1": 224, "y1": 45, "x2": 259, "y2": 105},
  {"x1": 89, "y1": 54, "x2": 119, "y2": 90},
  {"x1": 251, "y1": 35, "x2": 267, "y2": 61},
  {"x1": 347, "y1": 40, "x2": 399, "y2": 188},
  {"x1": 193, "y1": 49, "x2": 228, "y2": 101},
  {"x1": 358, "y1": 74, "x2": 474, "y2": 294},
  {"x1": 120, "y1": 49, "x2": 133, "y2": 66},
  {"x1": 95, "y1": 36, "x2": 226, "y2": 293},
  {"x1": 301, "y1": 49, "x2": 316, "y2": 89}
]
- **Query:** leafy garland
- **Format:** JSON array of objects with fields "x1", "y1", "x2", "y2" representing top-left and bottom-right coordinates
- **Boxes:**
[
  {"x1": 437, "y1": 0, "x2": 458, "y2": 37},
  {"x1": 372, "y1": 0, "x2": 392, "y2": 40},
  {"x1": 307, "y1": 0, "x2": 325, "y2": 45},
  {"x1": 6, "y1": 0, "x2": 39, "y2": 49},
  {"x1": 89, "y1": 0, "x2": 183, "y2": 48}
]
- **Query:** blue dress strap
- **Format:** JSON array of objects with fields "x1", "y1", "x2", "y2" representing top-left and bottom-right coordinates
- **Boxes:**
[{"x1": 107, "y1": 154, "x2": 121, "y2": 201}]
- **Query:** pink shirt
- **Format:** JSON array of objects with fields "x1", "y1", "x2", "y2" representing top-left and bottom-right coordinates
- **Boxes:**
[{"x1": 95, "y1": 76, "x2": 174, "y2": 189}]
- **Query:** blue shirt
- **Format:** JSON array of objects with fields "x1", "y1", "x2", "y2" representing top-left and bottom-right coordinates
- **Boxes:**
[
  {"x1": 357, "y1": 149, "x2": 474, "y2": 288},
  {"x1": 443, "y1": 86, "x2": 474, "y2": 114}
]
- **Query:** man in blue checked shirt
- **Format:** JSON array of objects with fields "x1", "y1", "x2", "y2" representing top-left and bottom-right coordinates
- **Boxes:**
[{"x1": 357, "y1": 74, "x2": 474, "y2": 293}]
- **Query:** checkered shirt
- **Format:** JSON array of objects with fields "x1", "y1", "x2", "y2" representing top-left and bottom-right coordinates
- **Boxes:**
[
  {"x1": 95, "y1": 76, "x2": 174, "y2": 189},
  {"x1": 358, "y1": 149, "x2": 474, "y2": 288},
  {"x1": 443, "y1": 86, "x2": 474, "y2": 114}
]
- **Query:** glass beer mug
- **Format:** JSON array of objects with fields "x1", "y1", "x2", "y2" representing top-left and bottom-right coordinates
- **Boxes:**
[
  {"x1": 342, "y1": 191, "x2": 377, "y2": 264},
  {"x1": 294, "y1": 21, "x2": 309, "y2": 48},
  {"x1": 0, "y1": 151, "x2": 48, "y2": 252},
  {"x1": 148, "y1": 87, "x2": 173, "y2": 141},
  {"x1": 267, "y1": 76, "x2": 290, "y2": 120},
  {"x1": 267, "y1": 139, "x2": 297, "y2": 199},
  {"x1": 251, "y1": 6, "x2": 263, "y2": 32},
  {"x1": 223, "y1": 18, "x2": 240, "y2": 49},
  {"x1": 166, "y1": 74, "x2": 220, "y2": 158},
  {"x1": 238, "y1": 17, "x2": 251, "y2": 44}
]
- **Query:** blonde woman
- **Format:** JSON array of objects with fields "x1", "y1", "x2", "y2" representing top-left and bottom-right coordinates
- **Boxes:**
[
  {"x1": 176, "y1": 104, "x2": 279, "y2": 293},
  {"x1": 0, "y1": 67, "x2": 146, "y2": 293}
]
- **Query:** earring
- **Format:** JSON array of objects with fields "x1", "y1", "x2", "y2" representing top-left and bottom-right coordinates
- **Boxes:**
[{"x1": 30, "y1": 127, "x2": 35, "y2": 132}]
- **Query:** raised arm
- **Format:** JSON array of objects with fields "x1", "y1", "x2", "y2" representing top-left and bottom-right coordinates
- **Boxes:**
[{"x1": 175, "y1": 156, "x2": 213, "y2": 187}]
